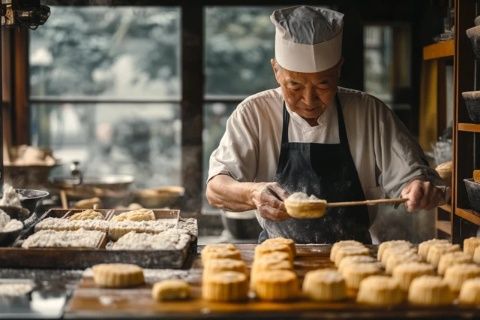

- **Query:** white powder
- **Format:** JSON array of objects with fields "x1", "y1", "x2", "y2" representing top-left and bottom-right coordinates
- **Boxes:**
[
  {"x1": 109, "y1": 229, "x2": 191, "y2": 250},
  {"x1": 2, "y1": 219, "x2": 22, "y2": 232},
  {"x1": 0, "y1": 210, "x2": 10, "y2": 229},
  {"x1": 22, "y1": 228, "x2": 105, "y2": 248},
  {"x1": 0, "y1": 184, "x2": 22, "y2": 207},
  {"x1": 287, "y1": 192, "x2": 320, "y2": 201}
]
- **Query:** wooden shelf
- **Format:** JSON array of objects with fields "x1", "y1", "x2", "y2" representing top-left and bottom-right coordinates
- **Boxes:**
[
  {"x1": 423, "y1": 40, "x2": 454, "y2": 60},
  {"x1": 436, "y1": 220, "x2": 452, "y2": 235},
  {"x1": 439, "y1": 204, "x2": 452, "y2": 213},
  {"x1": 455, "y1": 207, "x2": 480, "y2": 225},
  {"x1": 458, "y1": 122, "x2": 480, "y2": 132}
]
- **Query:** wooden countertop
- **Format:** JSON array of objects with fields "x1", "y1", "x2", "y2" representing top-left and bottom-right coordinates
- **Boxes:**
[{"x1": 65, "y1": 244, "x2": 480, "y2": 319}]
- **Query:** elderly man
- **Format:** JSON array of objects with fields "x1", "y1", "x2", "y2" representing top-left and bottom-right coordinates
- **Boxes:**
[{"x1": 206, "y1": 6, "x2": 446, "y2": 243}]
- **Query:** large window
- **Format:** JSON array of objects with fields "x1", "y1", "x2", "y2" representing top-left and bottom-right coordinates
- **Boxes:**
[{"x1": 29, "y1": 7, "x2": 181, "y2": 188}]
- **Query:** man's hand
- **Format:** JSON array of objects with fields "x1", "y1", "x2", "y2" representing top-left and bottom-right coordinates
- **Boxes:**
[
  {"x1": 251, "y1": 182, "x2": 290, "y2": 221},
  {"x1": 400, "y1": 179, "x2": 447, "y2": 212}
]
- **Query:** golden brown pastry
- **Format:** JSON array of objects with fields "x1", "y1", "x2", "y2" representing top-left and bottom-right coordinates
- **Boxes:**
[
  {"x1": 392, "y1": 262, "x2": 435, "y2": 291},
  {"x1": 380, "y1": 246, "x2": 415, "y2": 266},
  {"x1": 330, "y1": 240, "x2": 364, "y2": 262},
  {"x1": 417, "y1": 239, "x2": 449, "y2": 260},
  {"x1": 263, "y1": 237, "x2": 296, "y2": 257},
  {"x1": 473, "y1": 246, "x2": 480, "y2": 264},
  {"x1": 334, "y1": 246, "x2": 370, "y2": 267},
  {"x1": 377, "y1": 240, "x2": 412, "y2": 261},
  {"x1": 426, "y1": 243, "x2": 461, "y2": 268},
  {"x1": 254, "y1": 270, "x2": 298, "y2": 301},
  {"x1": 254, "y1": 243, "x2": 294, "y2": 262},
  {"x1": 111, "y1": 209, "x2": 155, "y2": 222},
  {"x1": 69, "y1": 209, "x2": 104, "y2": 220},
  {"x1": 302, "y1": 269, "x2": 346, "y2": 302},
  {"x1": 385, "y1": 250, "x2": 422, "y2": 274},
  {"x1": 464, "y1": 237, "x2": 480, "y2": 257},
  {"x1": 458, "y1": 278, "x2": 480, "y2": 305},
  {"x1": 341, "y1": 263, "x2": 382, "y2": 290},
  {"x1": 337, "y1": 255, "x2": 378, "y2": 274},
  {"x1": 437, "y1": 251, "x2": 472, "y2": 275},
  {"x1": 408, "y1": 276, "x2": 453, "y2": 306},
  {"x1": 201, "y1": 244, "x2": 241, "y2": 264},
  {"x1": 203, "y1": 258, "x2": 247, "y2": 276},
  {"x1": 444, "y1": 263, "x2": 480, "y2": 292},
  {"x1": 357, "y1": 276, "x2": 404, "y2": 306},
  {"x1": 202, "y1": 271, "x2": 248, "y2": 302},
  {"x1": 92, "y1": 263, "x2": 144, "y2": 288},
  {"x1": 152, "y1": 280, "x2": 190, "y2": 301},
  {"x1": 474, "y1": 169, "x2": 480, "y2": 183}
]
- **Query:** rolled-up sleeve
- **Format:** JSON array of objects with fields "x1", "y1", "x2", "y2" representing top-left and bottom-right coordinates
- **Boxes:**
[
  {"x1": 373, "y1": 99, "x2": 446, "y2": 197},
  {"x1": 207, "y1": 103, "x2": 260, "y2": 183}
]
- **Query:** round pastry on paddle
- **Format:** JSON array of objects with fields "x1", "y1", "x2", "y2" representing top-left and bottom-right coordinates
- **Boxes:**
[{"x1": 284, "y1": 192, "x2": 327, "y2": 218}]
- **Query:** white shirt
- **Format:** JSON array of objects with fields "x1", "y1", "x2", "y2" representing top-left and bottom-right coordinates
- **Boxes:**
[{"x1": 208, "y1": 87, "x2": 443, "y2": 200}]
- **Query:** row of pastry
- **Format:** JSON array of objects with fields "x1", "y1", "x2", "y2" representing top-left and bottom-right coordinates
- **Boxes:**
[{"x1": 331, "y1": 238, "x2": 480, "y2": 305}]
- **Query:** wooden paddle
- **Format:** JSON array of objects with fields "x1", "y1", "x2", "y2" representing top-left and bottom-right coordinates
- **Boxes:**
[{"x1": 284, "y1": 197, "x2": 407, "y2": 219}]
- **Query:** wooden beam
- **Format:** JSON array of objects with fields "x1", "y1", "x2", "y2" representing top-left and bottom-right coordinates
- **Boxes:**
[{"x1": 181, "y1": 4, "x2": 203, "y2": 216}]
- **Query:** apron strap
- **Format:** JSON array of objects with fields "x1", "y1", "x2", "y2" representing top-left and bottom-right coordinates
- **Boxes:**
[{"x1": 281, "y1": 102, "x2": 290, "y2": 145}]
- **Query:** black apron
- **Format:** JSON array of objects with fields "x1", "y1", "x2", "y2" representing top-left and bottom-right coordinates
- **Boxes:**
[{"x1": 259, "y1": 96, "x2": 371, "y2": 244}]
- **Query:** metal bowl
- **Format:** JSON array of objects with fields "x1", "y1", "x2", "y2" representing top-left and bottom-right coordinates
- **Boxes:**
[
  {"x1": 0, "y1": 221, "x2": 23, "y2": 246},
  {"x1": 16, "y1": 189, "x2": 50, "y2": 213},
  {"x1": 221, "y1": 210, "x2": 262, "y2": 240},
  {"x1": 134, "y1": 186, "x2": 184, "y2": 208}
]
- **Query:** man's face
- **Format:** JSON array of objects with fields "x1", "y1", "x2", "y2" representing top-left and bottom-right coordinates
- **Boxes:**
[{"x1": 272, "y1": 59, "x2": 341, "y2": 124}]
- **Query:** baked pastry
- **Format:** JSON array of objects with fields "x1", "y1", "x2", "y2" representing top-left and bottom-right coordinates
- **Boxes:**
[
  {"x1": 392, "y1": 262, "x2": 435, "y2": 291},
  {"x1": 302, "y1": 269, "x2": 346, "y2": 302},
  {"x1": 474, "y1": 169, "x2": 480, "y2": 183},
  {"x1": 377, "y1": 240, "x2": 412, "y2": 261},
  {"x1": 334, "y1": 246, "x2": 370, "y2": 267},
  {"x1": 330, "y1": 240, "x2": 364, "y2": 262},
  {"x1": 111, "y1": 209, "x2": 155, "y2": 222},
  {"x1": 73, "y1": 197, "x2": 102, "y2": 209},
  {"x1": 337, "y1": 255, "x2": 378, "y2": 274},
  {"x1": 202, "y1": 271, "x2": 248, "y2": 302},
  {"x1": 464, "y1": 237, "x2": 480, "y2": 257},
  {"x1": 408, "y1": 275, "x2": 453, "y2": 306},
  {"x1": 473, "y1": 246, "x2": 480, "y2": 264},
  {"x1": 69, "y1": 209, "x2": 104, "y2": 220},
  {"x1": 426, "y1": 243, "x2": 461, "y2": 268},
  {"x1": 22, "y1": 229, "x2": 105, "y2": 248},
  {"x1": 458, "y1": 278, "x2": 480, "y2": 305},
  {"x1": 437, "y1": 251, "x2": 472, "y2": 275},
  {"x1": 417, "y1": 239, "x2": 449, "y2": 260},
  {"x1": 284, "y1": 192, "x2": 327, "y2": 218},
  {"x1": 341, "y1": 263, "x2": 382, "y2": 290},
  {"x1": 250, "y1": 252, "x2": 294, "y2": 288},
  {"x1": 152, "y1": 280, "x2": 190, "y2": 301},
  {"x1": 357, "y1": 276, "x2": 404, "y2": 306},
  {"x1": 385, "y1": 250, "x2": 422, "y2": 274},
  {"x1": 254, "y1": 270, "x2": 298, "y2": 301},
  {"x1": 254, "y1": 243, "x2": 294, "y2": 262},
  {"x1": 92, "y1": 263, "x2": 144, "y2": 288},
  {"x1": 201, "y1": 244, "x2": 241, "y2": 264},
  {"x1": 380, "y1": 245, "x2": 415, "y2": 265},
  {"x1": 444, "y1": 263, "x2": 480, "y2": 292},
  {"x1": 203, "y1": 258, "x2": 247, "y2": 276},
  {"x1": 263, "y1": 237, "x2": 296, "y2": 257}
]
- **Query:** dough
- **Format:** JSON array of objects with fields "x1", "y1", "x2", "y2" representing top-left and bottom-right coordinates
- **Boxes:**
[
  {"x1": 330, "y1": 240, "x2": 364, "y2": 262},
  {"x1": 437, "y1": 251, "x2": 472, "y2": 275},
  {"x1": 377, "y1": 240, "x2": 412, "y2": 262},
  {"x1": 263, "y1": 237, "x2": 296, "y2": 257},
  {"x1": 458, "y1": 278, "x2": 480, "y2": 305},
  {"x1": 341, "y1": 263, "x2": 382, "y2": 290},
  {"x1": 463, "y1": 237, "x2": 480, "y2": 257},
  {"x1": 334, "y1": 246, "x2": 370, "y2": 267},
  {"x1": 22, "y1": 229, "x2": 105, "y2": 248},
  {"x1": 417, "y1": 239, "x2": 449, "y2": 260},
  {"x1": 201, "y1": 244, "x2": 241, "y2": 264},
  {"x1": 385, "y1": 250, "x2": 421, "y2": 274},
  {"x1": 69, "y1": 209, "x2": 104, "y2": 220},
  {"x1": 254, "y1": 243, "x2": 294, "y2": 262},
  {"x1": 203, "y1": 258, "x2": 247, "y2": 275},
  {"x1": 426, "y1": 243, "x2": 460, "y2": 268},
  {"x1": 111, "y1": 209, "x2": 155, "y2": 222},
  {"x1": 337, "y1": 255, "x2": 378, "y2": 274}
]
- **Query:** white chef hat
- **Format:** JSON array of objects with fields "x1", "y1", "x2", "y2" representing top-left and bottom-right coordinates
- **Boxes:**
[{"x1": 270, "y1": 6, "x2": 344, "y2": 73}]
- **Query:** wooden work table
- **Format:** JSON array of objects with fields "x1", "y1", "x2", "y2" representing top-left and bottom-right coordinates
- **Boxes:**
[{"x1": 61, "y1": 244, "x2": 480, "y2": 319}]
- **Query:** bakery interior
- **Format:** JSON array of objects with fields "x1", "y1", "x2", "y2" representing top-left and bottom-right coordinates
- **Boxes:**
[{"x1": 2, "y1": 0, "x2": 480, "y2": 318}]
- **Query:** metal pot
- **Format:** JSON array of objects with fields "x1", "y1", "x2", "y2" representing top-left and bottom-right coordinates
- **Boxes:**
[{"x1": 221, "y1": 210, "x2": 262, "y2": 240}]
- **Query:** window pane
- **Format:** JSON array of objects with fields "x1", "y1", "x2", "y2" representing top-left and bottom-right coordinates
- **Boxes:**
[
  {"x1": 29, "y1": 7, "x2": 180, "y2": 98},
  {"x1": 202, "y1": 102, "x2": 237, "y2": 211},
  {"x1": 31, "y1": 103, "x2": 181, "y2": 188},
  {"x1": 205, "y1": 7, "x2": 278, "y2": 96}
]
